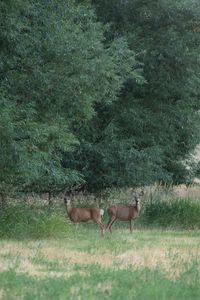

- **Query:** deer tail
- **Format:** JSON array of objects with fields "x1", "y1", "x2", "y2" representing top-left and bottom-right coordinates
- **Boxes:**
[{"x1": 100, "y1": 209, "x2": 104, "y2": 217}]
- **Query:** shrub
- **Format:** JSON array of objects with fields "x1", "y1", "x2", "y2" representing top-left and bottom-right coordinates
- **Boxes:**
[
  {"x1": 140, "y1": 196, "x2": 200, "y2": 229},
  {"x1": 0, "y1": 203, "x2": 71, "y2": 239}
]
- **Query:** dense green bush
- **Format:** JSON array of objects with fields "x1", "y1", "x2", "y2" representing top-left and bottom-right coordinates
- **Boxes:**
[
  {"x1": 0, "y1": 203, "x2": 71, "y2": 239},
  {"x1": 140, "y1": 197, "x2": 200, "y2": 229}
]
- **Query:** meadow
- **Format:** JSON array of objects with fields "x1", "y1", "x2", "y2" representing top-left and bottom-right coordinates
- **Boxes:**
[{"x1": 0, "y1": 187, "x2": 200, "y2": 300}]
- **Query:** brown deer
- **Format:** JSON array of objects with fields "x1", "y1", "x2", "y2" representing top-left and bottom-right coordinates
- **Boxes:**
[
  {"x1": 106, "y1": 190, "x2": 144, "y2": 233},
  {"x1": 64, "y1": 194, "x2": 105, "y2": 236}
]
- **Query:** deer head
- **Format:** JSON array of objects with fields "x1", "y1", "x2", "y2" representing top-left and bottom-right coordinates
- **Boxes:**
[{"x1": 133, "y1": 190, "x2": 144, "y2": 204}]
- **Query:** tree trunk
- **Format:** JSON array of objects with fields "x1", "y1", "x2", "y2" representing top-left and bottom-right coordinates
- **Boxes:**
[{"x1": 48, "y1": 191, "x2": 53, "y2": 206}]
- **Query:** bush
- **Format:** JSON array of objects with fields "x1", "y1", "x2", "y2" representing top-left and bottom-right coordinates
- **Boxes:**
[
  {"x1": 140, "y1": 196, "x2": 200, "y2": 229},
  {"x1": 0, "y1": 203, "x2": 71, "y2": 239}
]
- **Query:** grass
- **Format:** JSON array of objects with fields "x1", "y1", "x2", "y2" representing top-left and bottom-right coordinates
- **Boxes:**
[
  {"x1": 0, "y1": 228, "x2": 200, "y2": 299},
  {"x1": 1, "y1": 190, "x2": 200, "y2": 299},
  {"x1": 1, "y1": 264, "x2": 200, "y2": 300}
]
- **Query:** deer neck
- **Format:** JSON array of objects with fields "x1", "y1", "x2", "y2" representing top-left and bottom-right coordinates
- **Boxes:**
[
  {"x1": 133, "y1": 202, "x2": 140, "y2": 214},
  {"x1": 66, "y1": 202, "x2": 72, "y2": 216}
]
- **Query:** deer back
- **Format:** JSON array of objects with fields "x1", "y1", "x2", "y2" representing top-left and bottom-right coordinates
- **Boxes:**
[
  {"x1": 108, "y1": 205, "x2": 133, "y2": 220},
  {"x1": 70, "y1": 207, "x2": 101, "y2": 223}
]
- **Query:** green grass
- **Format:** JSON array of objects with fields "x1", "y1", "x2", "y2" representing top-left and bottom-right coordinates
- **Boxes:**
[
  {"x1": 0, "y1": 228, "x2": 200, "y2": 300},
  {"x1": 1, "y1": 195, "x2": 200, "y2": 299},
  {"x1": 0, "y1": 263, "x2": 200, "y2": 300}
]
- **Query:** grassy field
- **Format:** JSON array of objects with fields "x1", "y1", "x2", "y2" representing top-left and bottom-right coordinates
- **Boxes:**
[
  {"x1": 0, "y1": 225, "x2": 200, "y2": 300},
  {"x1": 1, "y1": 189, "x2": 200, "y2": 299}
]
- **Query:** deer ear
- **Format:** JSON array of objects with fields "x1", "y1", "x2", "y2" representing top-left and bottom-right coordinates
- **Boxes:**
[
  {"x1": 140, "y1": 190, "x2": 144, "y2": 196},
  {"x1": 134, "y1": 195, "x2": 138, "y2": 202}
]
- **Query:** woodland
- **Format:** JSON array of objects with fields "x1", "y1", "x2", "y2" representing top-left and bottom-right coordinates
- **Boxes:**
[{"x1": 1, "y1": 0, "x2": 200, "y2": 198}]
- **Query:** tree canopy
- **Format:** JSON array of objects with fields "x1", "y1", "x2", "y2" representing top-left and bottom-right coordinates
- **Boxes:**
[
  {"x1": 0, "y1": 0, "x2": 141, "y2": 193},
  {"x1": 0, "y1": 0, "x2": 200, "y2": 194}
]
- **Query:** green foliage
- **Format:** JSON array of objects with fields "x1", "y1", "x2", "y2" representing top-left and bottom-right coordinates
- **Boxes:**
[
  {"x1": 141, "y1": 197, "x2": 200, "y2": 229},
  {"x1": 0, "y1": 0, "x2": 138, "y2": 193},
  {"x1": 0, "y1": 203, "x2": 70, "y2": 239},
  {"x1": 1, "y1": 0, "x2": 200, "y2": 193},
  {"x1": 0, "y1": 91, "x2": 17, "y2": 191},
  {"x1": 85, "y1": 0, "x2": 200, "y2": 188}
]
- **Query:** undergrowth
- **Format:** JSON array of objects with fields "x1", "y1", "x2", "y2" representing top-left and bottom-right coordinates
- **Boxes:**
[
  {"x1": 141, "y1": 197, "x2": 200, "y2": 229},
  {"x1": 0, "y1": 203, "x2": 70, "y2": 239}
]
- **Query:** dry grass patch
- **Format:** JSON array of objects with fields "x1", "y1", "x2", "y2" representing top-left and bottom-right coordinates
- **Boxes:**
[
  {"x1": 117, "y1": 246, "x2": 200, "y2": 279},
  {"x1": 66, "y1": 251, "x2": 114, "y2": 268},
  {"x1": 1, "y1": 231, "x2": 200, "y2": 280},
  {"x1": 0, "y1": 289, "x2": 4, "y2": 300},
  {"x1": 0, "y1": 255, "x2": 76, "y2": 278}
]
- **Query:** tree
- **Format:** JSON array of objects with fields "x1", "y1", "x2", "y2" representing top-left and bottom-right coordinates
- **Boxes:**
[
  {"x1": 84, "y1": 0, "x2": 200, "y2": 187},
  {"x1": 0, "y1": 0, "x2": 140, "y2": 194}
]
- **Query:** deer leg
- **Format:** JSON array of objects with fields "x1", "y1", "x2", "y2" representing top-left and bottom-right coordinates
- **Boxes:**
[
  {"x1": 107, "y1": 216, "x2": 116, "y2": 233},
  {"x1": 109, "y1": 218, "x2": 117, "y2": 233},
  {"x1": 99, "y1": 221, "x2": 105, "y2": 237},
  {"x1": 129, "y1": 219, "x2": 132, "y2": 233},
  {"x1": 106, "y1": 215, "x2": 115, "y2": 230},
  {"x1": 101, "y1": 223, "x2": 105, "y2": 237},
  {"x1": 106, "y1": 218, "x2": 112, "y2": 230},
  {"x1": 75, "y1": 223, "x2": 79, "y2": 230},
  {"x1": 106, "y1": 217, "x2": 113, "y2": 233},
  {"x1": 94, "y1": 219, "x2": 105, "y2": 237}
]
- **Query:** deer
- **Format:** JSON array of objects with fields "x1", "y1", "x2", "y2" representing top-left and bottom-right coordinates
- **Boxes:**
[
  {"x1": 64, "y1": 194, "x2": 105, "y2": 236},
  {"x1": 106, "y1": 190, "x2": 144, "y2": 233}
]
